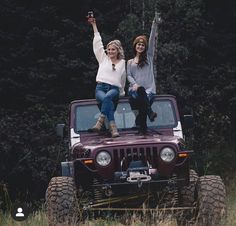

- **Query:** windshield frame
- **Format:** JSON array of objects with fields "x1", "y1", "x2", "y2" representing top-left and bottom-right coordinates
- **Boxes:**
[{"x1": 70, "y1": 96, "x2": 179, "y2": 133}]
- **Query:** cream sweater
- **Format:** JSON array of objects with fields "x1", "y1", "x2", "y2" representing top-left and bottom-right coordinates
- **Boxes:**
[{"x1": 93, "y1": 32, "x2": 126, "y2": 96}]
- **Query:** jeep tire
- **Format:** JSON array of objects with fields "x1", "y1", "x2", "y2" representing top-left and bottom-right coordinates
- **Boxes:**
[
  {"x1": 181, "y1": 169, "x2": 198, "y2": 206},
  {"x1": 196, "y1": 175, "x2": 226, "y2": 226},
  {"x1": 178, "y1": 169, "x2": 198, "y2": 224},
  {"x1": 46, "y1": 176, "x2": 78, "y2": 226}
]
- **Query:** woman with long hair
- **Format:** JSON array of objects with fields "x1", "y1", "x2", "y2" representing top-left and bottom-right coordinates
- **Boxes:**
[
  {"x1": 127, "y1": 16, "x2": 159, "y2": 134},
  {"x1": 88, "y1": 15, "x2": 126, "y2": 137}
]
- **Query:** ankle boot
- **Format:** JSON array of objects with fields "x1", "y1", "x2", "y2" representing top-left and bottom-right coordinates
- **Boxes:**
[
  {"x1": 92, "y1": 115, "x2": 105, "y2": 132},
  {"x1": 109, "y1": 121, "x2": 120, "y2": 138},
  {"x1": 148, "y1": 111, "x2": 157, "y2": 122}
]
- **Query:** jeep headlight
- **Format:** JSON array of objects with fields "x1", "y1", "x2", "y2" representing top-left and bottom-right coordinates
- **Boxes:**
[
  {"x1": 160, "y1": 147, "x2": 175, "y2": 162},
  {"x1": 96, "y1": 151, "x2": 111, "y2": 166}
]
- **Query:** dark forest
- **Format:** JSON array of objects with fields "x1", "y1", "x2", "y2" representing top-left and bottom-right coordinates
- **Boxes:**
[{"x1": 0, "y1": 0, "x2": 236, "y2": 209}]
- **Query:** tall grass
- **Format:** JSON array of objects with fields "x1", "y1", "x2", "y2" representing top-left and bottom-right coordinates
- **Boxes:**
[
  {"x1": 0, "y1": 208, "x2": 177, "y2": 226},
  {"x1": 0, "y1": 210, "x2": 48, "y2": 226},
  {"x1": 224, "y1": 176, "x2": 236, "y2": 226},
  {"x1": 1, "y1": 179, "x2": 236, "y2": 226},
  {"x1": 1, "y1": 203, "x2": 235, "y2": 226}
]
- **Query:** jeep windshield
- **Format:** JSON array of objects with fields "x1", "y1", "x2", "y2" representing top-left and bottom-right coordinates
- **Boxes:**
[{"x1": 74, "y1": 98, "x2": 177, "y2": 132}]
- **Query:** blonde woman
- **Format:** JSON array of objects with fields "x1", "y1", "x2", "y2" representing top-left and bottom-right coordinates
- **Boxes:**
[{"x1": 88, "y1": 16, "x2": 126, "y2": 137}]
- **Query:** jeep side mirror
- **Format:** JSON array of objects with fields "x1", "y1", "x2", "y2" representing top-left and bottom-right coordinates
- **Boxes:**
[
  {"x1": 56, "y1": 123, "x2": 65, "y2": 138},
  {"x1": 183, "y1": 115, "x2": 194, "y2": 129}
]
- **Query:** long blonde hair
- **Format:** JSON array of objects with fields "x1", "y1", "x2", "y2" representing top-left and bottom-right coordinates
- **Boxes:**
[{"x1": 106, "y1": 40, "x2": 125, "y2": 60}]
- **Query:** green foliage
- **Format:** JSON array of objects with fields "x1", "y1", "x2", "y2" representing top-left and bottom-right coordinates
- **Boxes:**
[
  {"x1": 115, "y1": 14, "x2": 141, "y2": 59},
  {"x1": 207, "y1": 144, "x2": 236, "y2": 176},
  {"x1": 0, "y1": 104, "x2": 67, "y2": 204}
]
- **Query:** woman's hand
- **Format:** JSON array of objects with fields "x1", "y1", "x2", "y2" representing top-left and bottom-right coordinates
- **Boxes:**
[
  {"x1": 154, "y1": 13, "x2": 162, "y2": 24},
  {"x1": 132, "y1": 84, "x2": 140, "y2": 91},
  {"x1": 87, "y1": 16, "x2": 98, "y2": 33},
  {"x1": 87, "y1": 17, "x2": 96, "y2": 24}
]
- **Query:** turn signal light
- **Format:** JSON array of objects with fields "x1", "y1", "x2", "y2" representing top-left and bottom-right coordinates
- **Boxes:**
[
  {"x1": 83, "y1": 159, "x2": 93, "y2": 164},
  {"x1": 178, "y1": 153, "x2": 188, "y2": 158}
]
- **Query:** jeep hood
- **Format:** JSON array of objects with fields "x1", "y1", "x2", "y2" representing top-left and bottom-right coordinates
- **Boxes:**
[{"x1": 75, "y1": 132, "x2": 182, "y2": 150}]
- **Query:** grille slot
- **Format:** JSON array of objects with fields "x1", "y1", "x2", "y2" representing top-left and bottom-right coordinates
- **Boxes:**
[{"x1": 114, "y1": 146, "x2": 158, "y2": 171}]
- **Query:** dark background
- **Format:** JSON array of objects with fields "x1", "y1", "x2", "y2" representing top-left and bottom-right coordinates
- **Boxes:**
[{"x1": 0, "y1": 0, "x2": 235, "y2": 209}]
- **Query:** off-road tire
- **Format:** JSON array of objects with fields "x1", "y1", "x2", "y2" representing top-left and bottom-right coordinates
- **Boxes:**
[
  {"x1": 181, "y1": 169, "x2": 198, "y2": 206},
  {"x1": 177, "y1": 170, "x2": 198, "y2": 225},
  {"x1": 46, "y1": 176, "x2": 78, "y2": 226},
  {"x1": 196, "y1": 175, "x2": 226, "y2": 226}
]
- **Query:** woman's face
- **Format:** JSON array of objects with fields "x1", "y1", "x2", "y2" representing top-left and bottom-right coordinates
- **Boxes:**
[
  {"x1": 135, "y1": 42, "x2": 146, "y2": 54},
  {"x1": 107, "y1": 44, "x2": 118, "y2": 59}
]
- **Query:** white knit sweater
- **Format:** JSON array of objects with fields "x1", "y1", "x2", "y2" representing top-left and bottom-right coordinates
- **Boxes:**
[{"x1": 93, "y1": 32, "x2": 126, "y2": 96}]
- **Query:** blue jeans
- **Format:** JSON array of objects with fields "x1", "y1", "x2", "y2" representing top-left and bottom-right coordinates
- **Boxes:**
[{"x1": 95, "y1": 83, "x2": 119, "y2": 122}]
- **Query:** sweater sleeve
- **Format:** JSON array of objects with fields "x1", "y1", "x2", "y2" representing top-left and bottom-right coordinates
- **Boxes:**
[
  {"x1": 93, "y1": 32, "x2": 106, "y2": 63},
  {"x1": 119, "y1": 67, "x2": 126, "y2": 96},
  {"x1": 147, "y1": 21, "x2": 158, "y2": 58},
  {"x1": 127, "y1": 60, "x2": 136, "y2": 86}
]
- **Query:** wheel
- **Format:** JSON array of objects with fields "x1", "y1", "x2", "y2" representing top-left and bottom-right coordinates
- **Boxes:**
[
  {"x1": 177, "y1": 170, "x2": 198, "y2": 225},
  {"x1": 46, "y1": 176, "x2": 78, "y2": 226},
  {"x1": 196, "y1": 175, "x2": 226, "y2": 226},
  {"x1": 181, "y1": 169, "x2": 198, "y2": 206}
]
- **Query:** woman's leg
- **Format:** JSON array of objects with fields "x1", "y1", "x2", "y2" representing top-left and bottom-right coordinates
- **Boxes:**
[
  {"x1": 128, "y1": 90, "x2": 140, "y2": 127},
  {"x1": 95, "y1": 83, "x2": 106, "y2": 114},
  {"x1": 95, "y1": 83, "x2": 120, "y2": 137},
  {"x1": 100, "y1": 86, "x2": 120, "y2": 137},
  {"x1": 92, "y1": 83, "x2": 107, "y2": 132},
  {"x1": 101, "y1": 86, "x2": 119, "y2": 122},
  {"x1": 147, "y1": 93, "x2": 157, "y2": 122},
  {"x1": 137, "y1": 87, "x2": 148, "y2": 133}
]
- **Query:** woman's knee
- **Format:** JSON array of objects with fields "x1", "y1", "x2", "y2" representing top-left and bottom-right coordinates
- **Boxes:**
[
  {"x1": 137, "y1": 86, "x2": 146, "y2": 97},
  {"x1": 95, "y1": 90, "x2": 106, "y2": 102},
  {"x1": 105, "y1": 90, "x2": 119, "y2": 101}
]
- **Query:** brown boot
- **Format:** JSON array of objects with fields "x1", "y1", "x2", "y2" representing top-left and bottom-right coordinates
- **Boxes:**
[
  {"x1": 92, "y1": 115, "x2": 105, "y2": 132},
  {"x1": 109, "y1": 121, "x2": 120, "y2": 138}
]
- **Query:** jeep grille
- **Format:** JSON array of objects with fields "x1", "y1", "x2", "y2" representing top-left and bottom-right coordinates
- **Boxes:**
[{"x1": 113, "y1": 146, "x2": 158, "y2": 170}]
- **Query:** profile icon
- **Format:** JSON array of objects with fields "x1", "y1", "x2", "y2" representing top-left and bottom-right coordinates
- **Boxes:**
[
  {"x1": 11, "y1": 202, "x2": 29, "y2": 221},
  {"x1": 15, "y1": 207, "x2": 24, "y2": 217}
]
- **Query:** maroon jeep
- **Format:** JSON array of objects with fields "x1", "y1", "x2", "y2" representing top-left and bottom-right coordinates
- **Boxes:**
[{"x1": 46, "y1": 95, "x2": 226, "y2": 225}]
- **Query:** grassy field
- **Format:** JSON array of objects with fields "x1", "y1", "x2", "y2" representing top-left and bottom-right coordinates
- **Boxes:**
[
  {"x1": 0, "y1": 202, "x2": 235, "y2": 226},
  {"x1": 224, "y1": 177, "x2": 236, "y2": 226},
  {"x1": 1, "y1": 179, "x2": 236, "y2": 226},
  {"x1": 0, "y1": 210, "x2": 178, "y2": 226}
]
